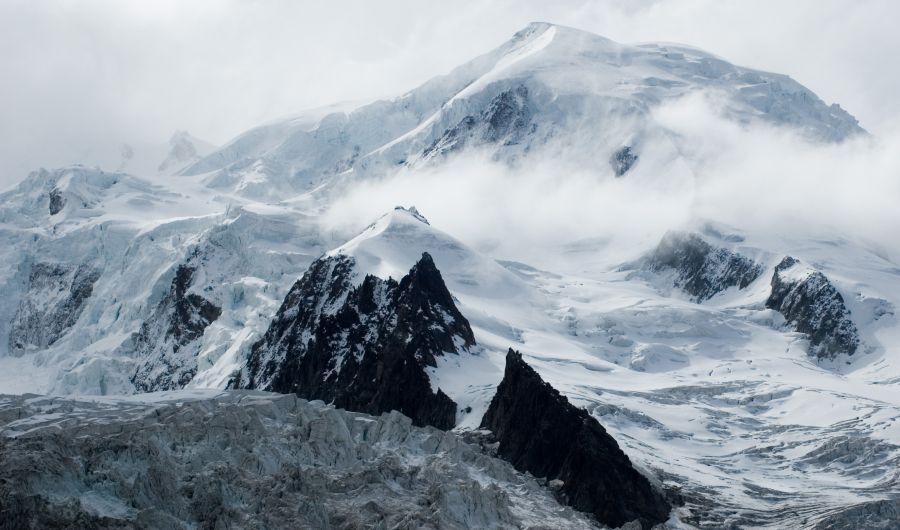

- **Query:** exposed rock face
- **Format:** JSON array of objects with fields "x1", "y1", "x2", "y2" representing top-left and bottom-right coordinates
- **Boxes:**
[
  {"x1": 610, "y1": 145, "x2": 638, "y2": 177},
  {"x1": 423, "y1": 85, "x2": 534, "y2": 160},
  {"x1": 8, "y1": 263, "x2": 100, "y2": 354},
  {"x1": 765, "y1": 256, "x2": 859, "y2": 359},
  {"x1": 480, "y1": 349, "x2": 671, "y2": 529},
  {"x1": 641, "y1": 231, "x2": 763, "y2": 302},
  {"x1": 244, "y1": 252, "x2": 474, "y2": 430},
  {"x1": 48, "y1": 187, "x2": 65, "y2": 215},
  {"x1": 0, "y1": 392, "x2": 599, "y2": 530},
  {"x1": 131, "y1": 264, "x2": 222, "y2": 392}
]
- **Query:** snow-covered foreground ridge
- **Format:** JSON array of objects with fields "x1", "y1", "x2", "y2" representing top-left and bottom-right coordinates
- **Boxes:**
[{"x1": 1, "y1": 21, "x2": 898, "y2": 529}]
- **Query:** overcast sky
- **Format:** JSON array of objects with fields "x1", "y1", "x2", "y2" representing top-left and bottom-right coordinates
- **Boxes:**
[{"x1": 1, "y1": 0, "x2": 898, "y2": 187}]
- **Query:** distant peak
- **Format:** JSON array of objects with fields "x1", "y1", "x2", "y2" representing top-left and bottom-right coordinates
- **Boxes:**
[
  {"x1": 515, "y1": 21, "x2": 554, "y2": 35},
  {"x1": 511, "y1": 21, "x2": 613, "y2": 45},
  {"x1": 393, "y1": 205, "x2": 430, "y2": 225},
  {"x1": 169, "y1": 130, "x2": 193, "y2": 144},
  {"x1": 515, "y1": 21, "x2": 572, "y2": 36}
]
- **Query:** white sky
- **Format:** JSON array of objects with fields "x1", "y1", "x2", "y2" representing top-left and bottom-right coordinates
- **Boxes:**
[{"x1": 1, "y1": 0, "x2": 898, "y2": 187}]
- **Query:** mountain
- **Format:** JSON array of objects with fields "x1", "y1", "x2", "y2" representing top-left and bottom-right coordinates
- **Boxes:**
[
  {"x1": 0, "y1": 165, "x2": 325, "y2": 394},
  {"x1": 242, "y1": 251, "x2": 474, "y2": 430},
  {"x1": 0, "y1": 22, "x2": 898, "y2": 530},
  {"x1": 180, "y1": 22, "x2": 863, "y2": 199}
]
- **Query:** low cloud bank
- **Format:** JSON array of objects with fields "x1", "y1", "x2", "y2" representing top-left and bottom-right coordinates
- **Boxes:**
[{"x1": 323, "y1": 93, "x2": 900, "y2": 268}]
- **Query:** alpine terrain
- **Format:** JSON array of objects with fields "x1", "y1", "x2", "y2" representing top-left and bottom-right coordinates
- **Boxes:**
[{"x1": 1, "y1": 22, "x2": 898, "y2": 529}]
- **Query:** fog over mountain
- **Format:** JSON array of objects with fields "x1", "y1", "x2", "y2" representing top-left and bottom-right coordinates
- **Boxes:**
[
  {"x1": 1, "y1": 5, "x2": 899, "y2": 530},
  {"x1": 2, "y1": 0, "x2": 900, "y2": 187}
]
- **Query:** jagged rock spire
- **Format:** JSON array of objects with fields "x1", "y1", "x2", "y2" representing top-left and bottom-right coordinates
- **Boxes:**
[
  {"x1": 481, "y1": 349, "x2": 671, "y2": 529},
  {"x1": 244, "y1": 252, "x2": 474, "y2": 430}
]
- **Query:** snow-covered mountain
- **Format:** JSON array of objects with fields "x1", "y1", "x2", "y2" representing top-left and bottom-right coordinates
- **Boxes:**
[
  {"x1": 1, "y1": 22, "x2": 897, "y2": 529},
  {"x1": 180, "y1": 22, "x2": 862, "y2": 199}
]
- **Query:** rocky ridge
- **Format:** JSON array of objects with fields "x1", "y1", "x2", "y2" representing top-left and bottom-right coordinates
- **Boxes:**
[
  {"x1": 480, "y1": 349, "x2": 672, "y2": 529},
  {"x1": 8, "y1": 262, "x2": 100, "y2": 354},
  {"x1": 766, "y1": 256, "x2": 860, "y2": 359},
  {"x1": 243, "y1": 252, "x2": 475, "y2": 430},
  {"x1": 636, "y1": 231, "x2": 763, "y2": 302}
]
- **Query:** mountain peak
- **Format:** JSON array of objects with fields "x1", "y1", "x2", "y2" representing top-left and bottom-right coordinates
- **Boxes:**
[
  {"x1": 512, "y1": 21, "x2": 616, "y2": 45},
  {"x1": 181, "y1": 22, "x2": 863, "y2": 196},
  {"x1": 393, "y1": 205, "x2": 430, "y2": 224},
  {"x1": 480, "y1": 348, "x2": 671, "y2": 528}
]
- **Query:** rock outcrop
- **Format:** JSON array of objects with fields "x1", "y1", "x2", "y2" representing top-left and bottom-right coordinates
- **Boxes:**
[
  {"x1": 158, "y1": 131, "x2": 201, "y2": 173},
  {"x1": 765, "y1": 256, "x2": 859, "y2": 359},
  {"x1": 48, "y1": 187, "x2": 65, "y2": 215},
  {"x1": 423, "y1": 85, "x2": 534, "y2": 160},
  {"x1": 244, "y1": 252, "x2": 474, "y2": 430},
  {"x1": 610, "y1": 145, "x2": 638, "y2": 177},
  {"x1": 480, "y1": 349, "x2": 672, "y2": 529},
  {"x1": 8, "y1": 262, "x2": 100, "y2": 353},
  {"x1": 640, "y1": 231, "x2": 763, "y2": 302},
  {"x1": 131, "y1": 264, "x2": 222, "y2": 392}
]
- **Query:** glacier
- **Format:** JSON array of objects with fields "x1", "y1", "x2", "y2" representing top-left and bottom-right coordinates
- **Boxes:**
[{"x1": 0, "y1": 22, "x2": 897, "y2": 529}]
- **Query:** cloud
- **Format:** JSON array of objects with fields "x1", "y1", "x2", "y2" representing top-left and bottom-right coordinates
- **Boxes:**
[
  {"x1": 0, "y1": 0, "x2": 897, "y2": 189},
  {"x1": 653, "y1": 93, "x2": 900, "y2": 253},
  {"x1": 322, "y1": 151, "x2": 695, "y2": 263},
  {"x1": 322, "y1": 92, "x2": 900, "y2": 268}
]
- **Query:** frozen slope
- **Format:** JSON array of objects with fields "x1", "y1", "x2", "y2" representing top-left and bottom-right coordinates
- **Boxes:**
[
  {"x1": 0, "y1": 166, "x2": 329, "y2": 395},
  {"x1": 485, "y1": 228, "x2": 900, "y2": 528},
  {"x1": 0, "y1": 22, "x2": 896, "y2": 529},
  {"x1": 182, "y1": 23, "x2": 862, "y2": 199},
  {"x1": 293, "y1": 209, "x2": 900, "y2": 528}
]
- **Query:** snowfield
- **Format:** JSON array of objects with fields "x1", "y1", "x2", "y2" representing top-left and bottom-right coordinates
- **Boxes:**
[{"x1": 0, "y1": 22, "x2": 897, "y2": 529}]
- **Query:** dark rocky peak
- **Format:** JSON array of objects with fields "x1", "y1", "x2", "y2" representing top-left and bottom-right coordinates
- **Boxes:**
[
  {"x1": 638, "y1": 231, "x2": 763, "y2": 302},
  {"x1": 242, "y1": 252, "x2": 473, "y2": 430},
  {"x1": 766, "y1": 256, "x2": 859, "y2": 359},
  {"x1": 480, "y1": 349, "x2": 671, "y2": 529},
  {"x1": 610, "y1": 145, "x2": 638, "y2": 177},
  {"x1": 131, "y1": 263, "x2": 222, "y2": 392},
  {"x1": 394, "y1": 252, "x2": 476, "y2": 366}
]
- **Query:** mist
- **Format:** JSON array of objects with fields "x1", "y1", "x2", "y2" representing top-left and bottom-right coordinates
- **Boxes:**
[{"x1": 323, "y1": 93, "x2": 900, "y2": 269}]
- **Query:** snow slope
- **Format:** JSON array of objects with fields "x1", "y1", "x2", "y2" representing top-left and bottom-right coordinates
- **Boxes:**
[
  {"x1": 0, "y1": 22, "x2": 895, "y2": 529},
  {"x1": 181, "y1": 23, "x2": 862, "y2": 199},
  {"x1": 0, "y1": 166, "x2": 329, "y2": 394},
  {"x1": 321, "y1": 209, "x2": 900, "y2": 527}
]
